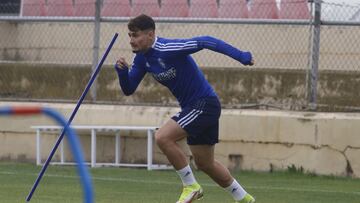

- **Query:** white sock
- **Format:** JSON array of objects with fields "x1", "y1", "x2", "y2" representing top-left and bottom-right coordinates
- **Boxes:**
[
  {"x1": 224, "y1": 179, "x2": 247, "y2": 201},
  {"x1": 176, "y1": 165, "x2": 197, "y2": 186}
]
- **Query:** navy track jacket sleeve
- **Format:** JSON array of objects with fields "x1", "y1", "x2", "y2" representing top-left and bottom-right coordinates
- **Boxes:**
[
  {"x1": 155, "y1": 36, "x2": 253, "y2": 65},
  {"x1": 114, "y1": 56, "x2": 146, "y2": 96}
]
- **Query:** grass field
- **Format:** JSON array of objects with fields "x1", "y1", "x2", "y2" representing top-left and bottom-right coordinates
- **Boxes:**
[{"x1": 1, "y1": 162, "x2": 360, "y2": 203}]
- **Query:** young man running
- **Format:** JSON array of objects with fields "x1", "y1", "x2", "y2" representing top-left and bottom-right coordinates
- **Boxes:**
[{"x1": 115, "y1": 14, "x2": 255, "y2": 203}]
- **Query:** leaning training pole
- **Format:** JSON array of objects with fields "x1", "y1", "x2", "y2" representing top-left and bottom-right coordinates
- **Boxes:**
[{"x1": 26, "y1": 33, "x2": 118, "y2": 202}]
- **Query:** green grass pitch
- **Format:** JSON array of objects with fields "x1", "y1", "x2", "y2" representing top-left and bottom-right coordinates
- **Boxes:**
[{"x1": 0, "y1": 162, "x2": 360, "y2": 203}]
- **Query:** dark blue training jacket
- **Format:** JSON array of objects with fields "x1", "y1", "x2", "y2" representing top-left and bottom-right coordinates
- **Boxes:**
[{"x1": 115, "y1": 36, "x2": 252, "y2": 109}]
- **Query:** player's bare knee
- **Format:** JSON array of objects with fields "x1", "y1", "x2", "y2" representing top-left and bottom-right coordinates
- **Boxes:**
[
  {"x1": 155, "y1": 130, "x2": 170, "y2": 147},
  {"x1": 195, "y1": 160, "x2": 213, "y2": 172},
  {"x1": 154, "y1": 131, "x2": 164, "y2": 145}
]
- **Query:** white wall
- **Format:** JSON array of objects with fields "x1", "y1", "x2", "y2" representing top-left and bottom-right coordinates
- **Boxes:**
[{"x1": 1, "y1": 101, "x2": 360, "y2": 177}]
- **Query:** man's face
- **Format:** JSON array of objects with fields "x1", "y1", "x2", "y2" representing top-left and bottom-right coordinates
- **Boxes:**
[{"x1": 128, "y1": 29, "x2": 154, "y2": 53}]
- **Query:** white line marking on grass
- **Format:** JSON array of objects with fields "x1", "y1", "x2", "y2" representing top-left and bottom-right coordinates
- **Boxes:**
[{"x1": 1, "y1": 171, "x2": 360, "y2": 196}]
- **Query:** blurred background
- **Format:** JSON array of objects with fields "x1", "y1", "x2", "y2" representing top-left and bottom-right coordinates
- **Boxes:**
[{"x1": 0, "y1": 0, "x2": 359, "y2": 111}]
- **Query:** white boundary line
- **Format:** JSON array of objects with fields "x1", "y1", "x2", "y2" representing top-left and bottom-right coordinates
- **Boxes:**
[{"x1": 1, "y1": 171, "x2": 360, "y2": 196}]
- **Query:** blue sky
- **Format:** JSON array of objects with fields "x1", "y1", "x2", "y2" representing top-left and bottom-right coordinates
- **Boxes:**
[
  {"x1": 321, "y1": 0, "x2": 360, "y2": 20},
  {"x1": 323, "y1": 0, "x2": 359, "y2": 5}
]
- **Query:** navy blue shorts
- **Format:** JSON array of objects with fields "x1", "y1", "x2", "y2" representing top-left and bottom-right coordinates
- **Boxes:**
[{"x1": 171, "y1": 96, "x2": 221, "y2": 145}]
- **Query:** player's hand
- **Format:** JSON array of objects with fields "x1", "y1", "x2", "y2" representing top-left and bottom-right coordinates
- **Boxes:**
[
  {"x1": 249, "y1": 58, "x2": 255, "y2": 66},
  {"x1": 116, "y1": 57, "x2": 129, "y2": 69}
]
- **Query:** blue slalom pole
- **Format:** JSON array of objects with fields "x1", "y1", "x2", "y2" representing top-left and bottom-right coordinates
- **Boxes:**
[
  {"x1": 42, "y1": 108, "x2": 94, "y2": 203},
  {"x1": 26, "y1": 33, "x2": 118, "y2": 202},
  {"x1": 0, "y1": 106, "x2": 94, "y2": 203}
]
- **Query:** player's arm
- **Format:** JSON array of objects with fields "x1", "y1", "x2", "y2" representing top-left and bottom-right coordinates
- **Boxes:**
[
  {"x1": 159, "y1": 36, "x2": 254, "y2": 66},
  {"x1": 194, "y1": 36, "x2": 254, "y2": 66},
  {"x1": 114, "y1": 56, "x2": 146, "y2": 96}
]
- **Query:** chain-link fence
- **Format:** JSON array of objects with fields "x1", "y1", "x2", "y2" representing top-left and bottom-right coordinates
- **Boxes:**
[{"x1": 0, "y1": 0, "x2": 359, "y2": 111}]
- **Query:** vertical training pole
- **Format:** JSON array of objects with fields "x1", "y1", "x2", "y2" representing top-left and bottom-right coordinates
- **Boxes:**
[{"x1": 26, "y1": 33, "x2": 118, "y2": 202}]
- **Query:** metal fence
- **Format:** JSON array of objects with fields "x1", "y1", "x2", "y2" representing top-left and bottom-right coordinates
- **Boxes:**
[{"x1": 0, "y1": 0, "x2": 359, "y2": 111}]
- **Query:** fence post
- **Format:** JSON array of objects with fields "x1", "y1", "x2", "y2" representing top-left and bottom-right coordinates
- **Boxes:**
[
  {"x1": 308, "y1": 0, "x2": 321, "y2": 110},
  {"x1": 90, "y1": 0, "x2": 102, "y2": 102}
]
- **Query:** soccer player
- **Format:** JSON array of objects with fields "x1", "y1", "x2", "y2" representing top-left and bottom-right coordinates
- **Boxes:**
[{"x1": 115, "y1": 14, "x2": 255, "y2": 203}]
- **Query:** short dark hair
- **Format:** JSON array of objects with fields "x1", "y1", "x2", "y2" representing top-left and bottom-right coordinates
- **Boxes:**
[{"x1": 128, "y1": 14, "x2": 155, "y2": 32}]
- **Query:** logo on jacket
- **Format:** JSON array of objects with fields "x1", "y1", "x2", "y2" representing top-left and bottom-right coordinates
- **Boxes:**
[{"x1": 152, "y1": 67, "x2": 176, "y2": 82}]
